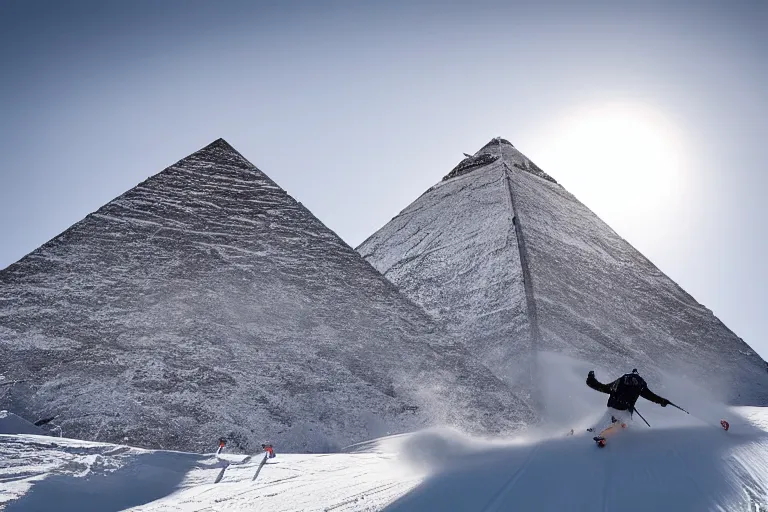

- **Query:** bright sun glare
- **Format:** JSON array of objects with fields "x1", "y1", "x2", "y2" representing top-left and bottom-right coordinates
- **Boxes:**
[{"x1": 537, "y1": 102, "x2": 688, "y2": 232}]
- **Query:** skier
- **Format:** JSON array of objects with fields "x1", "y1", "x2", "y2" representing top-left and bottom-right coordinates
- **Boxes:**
[
  {"x1": 262, "y1": 443, "x2": 275, "y2": 459},
  {"x1": 216, "y1": 437, "x2": 227, "y2": 455},
  {"x1": 586, "y1": 369, "x2": 670, "y2": 447}
]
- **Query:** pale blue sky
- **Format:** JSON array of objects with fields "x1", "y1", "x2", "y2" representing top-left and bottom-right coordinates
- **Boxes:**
[{"x1": 1, "y1": 0, "x2": 766, "y2": 358}]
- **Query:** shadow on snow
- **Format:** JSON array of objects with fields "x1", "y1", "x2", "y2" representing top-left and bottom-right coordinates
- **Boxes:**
[{"x1": 4, "y1": 450, "x2": 205, "y2": 512}]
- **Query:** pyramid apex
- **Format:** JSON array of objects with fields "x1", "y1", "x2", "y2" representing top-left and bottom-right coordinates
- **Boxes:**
[
  {"x1": 197, "y1": 137, "x2": 238, "y2": 154},
  {"x1": 179, "y1": 138, "x2": 254, "y2": 170},
  {"x1": 443, "y1": 137, "x2": 556, "y2": 183},
  {"x1": 475, "y1": 137, "x2": 514, "y2": 155},
  {"x1": 206, "y1": 137, "x2": 233, "y2": 149}
]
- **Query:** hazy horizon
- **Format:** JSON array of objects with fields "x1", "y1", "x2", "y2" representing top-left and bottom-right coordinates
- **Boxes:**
[{"x1": 1, "y1": 0, "x2": 766, "y2": 359}]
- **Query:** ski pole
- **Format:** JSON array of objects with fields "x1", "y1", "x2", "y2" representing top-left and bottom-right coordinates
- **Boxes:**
[
  {"x1": 668, "y1": 402, "x2": 690, "y2": 414},
  {"x1": 670, "y1": 403, "x2": 730, "y2": 431},
  {"x1": 633, "y1": 407, "x2": 651, "y2": 427}
]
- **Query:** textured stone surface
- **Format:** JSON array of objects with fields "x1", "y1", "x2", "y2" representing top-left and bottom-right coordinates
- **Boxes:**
[
  {"x1": 0, "y1": 139, "x2": 532, "y2": 452},
  {"x1": 359, "y1": 137, "x2": 768, "y2": 406}
]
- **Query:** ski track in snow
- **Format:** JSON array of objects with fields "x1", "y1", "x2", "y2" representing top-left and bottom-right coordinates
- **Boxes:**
[{"x1": 2, "y1": 406, "x2": 768, "y2": 511}]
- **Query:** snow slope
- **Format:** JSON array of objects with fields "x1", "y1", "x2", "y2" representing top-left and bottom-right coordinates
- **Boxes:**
[
  {"x1": 2, "y1": 403, "x2": 767, "y2": 511},
  {"x1": 386, "y1": 414, "x2": 768, "y2": 512},
  {"x1": 0, "y1": 434, "x2": 421, "y2": 512},
  {"x1": 387, "y1": 360, "x2": 768, "y2": 512}
]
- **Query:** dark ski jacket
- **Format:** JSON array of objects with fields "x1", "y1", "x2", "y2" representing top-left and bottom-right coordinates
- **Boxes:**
[{"x1": 586, "y1": 371, "x2": 668, "y2": 412}]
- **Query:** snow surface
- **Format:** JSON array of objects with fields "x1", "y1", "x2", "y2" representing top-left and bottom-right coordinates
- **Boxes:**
[{"x1": 2, "y1": 401, "x2": 767, "y2": 511}]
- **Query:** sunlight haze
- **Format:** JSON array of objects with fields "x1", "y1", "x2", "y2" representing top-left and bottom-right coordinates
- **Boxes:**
[{"x1": 529, "y1": 101, "x2": 690, "y2": 251}]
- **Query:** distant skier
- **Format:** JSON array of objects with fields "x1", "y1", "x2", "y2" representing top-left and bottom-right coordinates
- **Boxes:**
[
  {"x1": 262, "y1": 443, "x2": 275, "y2": 459},
  {"x1": 216, "y1": 437, "x2": 227, "y2": 455},
  {"x1": 586, "y1": 369, "x2": 670, "y2": 447}
]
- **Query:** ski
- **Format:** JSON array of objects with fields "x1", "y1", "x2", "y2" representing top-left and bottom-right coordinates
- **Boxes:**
[
  {"x1": 214, "y1": 463, "x2": 230, "y2": 484},
  {"x1": 251, "y1": 453, "x2": 269, "y2": 482}
]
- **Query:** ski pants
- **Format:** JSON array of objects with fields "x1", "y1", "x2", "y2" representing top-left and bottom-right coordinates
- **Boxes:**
[{"x1": 592, "y1": 407, "x2": 632, "y2": 435}]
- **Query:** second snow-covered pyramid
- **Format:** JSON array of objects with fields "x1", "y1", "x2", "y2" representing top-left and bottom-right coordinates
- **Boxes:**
[{"x1": 359, "y1": 137, "x2": 768, "y2": 406}]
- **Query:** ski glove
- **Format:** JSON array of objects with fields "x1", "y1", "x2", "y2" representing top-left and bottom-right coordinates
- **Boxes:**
[{"x1": 659, "y1": 399, "x2": 670, "y2": 407}]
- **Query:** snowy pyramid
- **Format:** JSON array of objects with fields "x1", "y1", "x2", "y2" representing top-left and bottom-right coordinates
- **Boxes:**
[
  {"x1": 358, "y1": 137, "x2": 768, "y2": 407},
  {"x1": 0, "y1": 139, "x2": 533, "y2": 452}
]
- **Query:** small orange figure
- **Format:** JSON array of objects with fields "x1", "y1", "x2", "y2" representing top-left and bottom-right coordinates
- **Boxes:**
[{"x1": 262, "y1": 443, "x2": 276, "y2": 458}]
